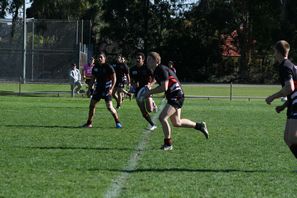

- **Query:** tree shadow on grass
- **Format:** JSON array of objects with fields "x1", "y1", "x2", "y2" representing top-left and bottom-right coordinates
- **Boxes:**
[
  {"x1": 91, "y1": 167, "x2": 281, "y2": 174},
  {"x1": 123, "y1": 168, "x2": 272, "y2": 173},
  {"x1": 3, "y1": 124, "x2": 104, "y2": 129},
  {"x1": 22, "y1": 146, "x2": 132, "y2": 151},
  {"x1": 0, "y1": 91, "x2": 17, "y2": 96}
]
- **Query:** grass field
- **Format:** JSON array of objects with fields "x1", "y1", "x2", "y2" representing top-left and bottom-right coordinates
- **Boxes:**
[
  {"x1": 0, "y1": 84, "x2": 296, "y2": 197},
  {"x1": 0, "y1": 82, "x2": 280, "y2": 98}
]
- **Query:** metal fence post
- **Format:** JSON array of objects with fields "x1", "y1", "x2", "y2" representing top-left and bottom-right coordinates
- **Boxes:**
[
  {"x1": 230, "y1": 81, "x2": 233, "y2": 101},
  {"x1": 22, "y1": 2, "x2": 27, "y2": 84},
  {"x1": 19, "y1": 76, "x2": 22, "y2": 96},
  {"x1": 31, "y1": 19, "x2": 34, "y2": 82}
]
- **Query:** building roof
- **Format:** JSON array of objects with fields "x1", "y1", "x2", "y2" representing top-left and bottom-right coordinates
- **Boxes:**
[{"x1": 221, "y1": 30, "x2": 240, "y2": 57}]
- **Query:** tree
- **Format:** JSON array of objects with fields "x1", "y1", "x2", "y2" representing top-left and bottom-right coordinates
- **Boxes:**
[
  {"x1": 4, "y1": 0, "x2": 295, "y2": 83},
  {"x1": 99, "y1": 0, "x2": 149, "y2": 55},
  {"x1": 0, "y1": 0, "x2": 9, "y2": 18},
  {"x1": 0, "y1": 0, "x2": 23, "y2": 19}
]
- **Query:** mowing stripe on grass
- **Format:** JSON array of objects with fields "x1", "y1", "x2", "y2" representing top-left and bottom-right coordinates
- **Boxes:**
[{"x1": 104, "y1": 99, "x2": 167, "y2": 198}]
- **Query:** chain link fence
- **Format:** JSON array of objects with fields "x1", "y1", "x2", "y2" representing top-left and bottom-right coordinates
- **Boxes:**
[{"x1": 0, "y1": 19, "x2": 91, "y2": 83}]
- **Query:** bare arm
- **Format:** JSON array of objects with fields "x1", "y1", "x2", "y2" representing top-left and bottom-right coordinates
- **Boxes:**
[
  {"x1": 127, "y1": 73, "x2": 131, "y2": 86},
  {"x1": 89, "y1": 75, "x2": 96, "y2": 89},
  {"x1": 275, "y1": 100, "x2": 288, "y2": 113},
  {"x1": 266, "y1": 80, "x2": 294, "y2": 104},
  {"x1": 148, "y1": 80, "x2": 168, "y2": 95},
  {"x1": 149, "y1": 79, "x2": 156, "y2": 88},
  {"x1": 110, "y1": 72, "x2": 117, "y2": 95}
]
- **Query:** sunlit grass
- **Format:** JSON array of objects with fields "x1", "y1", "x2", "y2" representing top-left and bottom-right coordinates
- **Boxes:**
[{"x1": 0, "y1": 84, "x2": 295, "y2": 197}]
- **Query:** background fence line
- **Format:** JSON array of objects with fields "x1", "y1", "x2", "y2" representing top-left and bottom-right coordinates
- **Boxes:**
[
  {"x1": 0, "y1": 19, "x2": 91, "y2": 83},
  {"x1": 0, "y1": 82, "x2": 279, "y2": 100}
]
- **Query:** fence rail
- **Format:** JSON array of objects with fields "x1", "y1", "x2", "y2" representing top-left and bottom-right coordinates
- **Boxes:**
[{"x1": 0, "y1": 82, "x2": 277, "y2": 100}]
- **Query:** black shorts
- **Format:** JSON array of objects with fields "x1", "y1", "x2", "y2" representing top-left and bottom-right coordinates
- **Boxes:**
[
  {"x1": 287, "y1": 104, "x2": 297, "y2": 119},
  {"x1": 85, "y1": 79, "x2": 92, "y2": 86},
  {"x1": 167, "y1": 93, "x2": 184, "y2": 109},
  {"x1": 115, "y1": 81, "x2": 125, "y2": 89},
  {"x1": 92, "y1": 89, "x2": 112, "y2": 102}
]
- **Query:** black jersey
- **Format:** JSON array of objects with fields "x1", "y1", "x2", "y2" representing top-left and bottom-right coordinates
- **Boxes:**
[
  {"x1": 279, "y1": 59, "x2": 297, "y2": 118},
  {"x1": 154, "y1": 65, "x2": 183, "y2": 98},
  {"x1": 130, "y1": 65, "x2": 153, "y2": 88},
  {"x1": 129, "y1": 65, "x2": 140, "y2": 84},
  {"x1": 114, "y1": 63, "x2": 129, "y2": 83},
  {"x1": 92, "y1": 63, "x2": 115, "y2": 91}
]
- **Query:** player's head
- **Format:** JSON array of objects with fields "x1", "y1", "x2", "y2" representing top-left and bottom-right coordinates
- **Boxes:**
[
  {"x1": 274, "y1": 40, "x2": 290, "y2": 60},
  {"x1": 71, "y1": 63, "x2": 77, "y2": 68},
  {"x1": 116, "y1": 54, "x2": 123, "y2": 63},
  {"x1": 97, "y1": 51, "x2": 106, "y2": 65},
  {"x1": 147, "y1": 52, "x2": 161, "y2": 70},
  {"x1": 121, "y1": 56, "x2": 126, "y2": 63},
  {"x1": 89, "y1": 57, "x2": 95, "y2": 64},
  {"x1": 168, "y1": 61, "x2": 174, "y2": 67},
  {"x1": 136, "y1": 52, "x2": 145, "y2": 67}
]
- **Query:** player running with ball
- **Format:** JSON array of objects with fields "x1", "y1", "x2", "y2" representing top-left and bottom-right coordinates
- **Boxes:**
[
  {"x1": 145, "y1": 52, "x2": 209, "y2": 150},
  {"x1": 130, "y1": 52, "x2": 158, "y2": 131},
  {"x1": 266, "y1": 40, "x2": 297, "y2": 160}
]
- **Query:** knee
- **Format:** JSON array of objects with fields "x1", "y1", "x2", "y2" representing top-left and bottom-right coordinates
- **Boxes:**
[
  {"x1": 159, "y1": 115, "x2": 167, "y2": 123},
  {"x1": 107, "y1": 104, "x2": 116, "y2": 113},
  {"x1": 89, "y1": 102, "x2": 96, "y2": 109},
  {"x1": 89, "y1": 104, "x2": 96, "y2": 110},
  {"x1": 142, "y1": 112, "x2": 150, "y2": 119},
  {"x1": 89, "y1": 99, "x2": 99, "y2": 108},
  {"x1": 107, "y1": 106, "x2": 113, "y2": 112},
  {"x1": 147, "y1": 104, "x2": 154, "y2": 113},
  {"x1": 172, "y1": 121, "x2": 182, "y2": 127}
]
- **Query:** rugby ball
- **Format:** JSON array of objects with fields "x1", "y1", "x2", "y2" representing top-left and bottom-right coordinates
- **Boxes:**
[
  {"x1": 136, "y1": 86, "x2": 150, "y2": 102},
  {"x1": 281, "y1": 97, "x2": 287, "y2": 102}
]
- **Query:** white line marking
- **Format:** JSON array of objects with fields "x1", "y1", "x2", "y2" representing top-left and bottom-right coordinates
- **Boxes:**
[{"x1": 104, "y1": 99, "x2": 166, "y2": 198}]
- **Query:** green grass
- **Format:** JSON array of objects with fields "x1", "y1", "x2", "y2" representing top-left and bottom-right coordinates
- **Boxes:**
[
  {"x1": 0, "y1": 82, "x2": 280, "y2": 98},
  {"x1": 0, "y1": 84, "x2": 296, "y2": 197},
  {"x1": 0, "y1": 82, "x2": 70, "y2": 92},
  {"x1": 182, "y1": 84, "x2": 280, "y2": 97}
]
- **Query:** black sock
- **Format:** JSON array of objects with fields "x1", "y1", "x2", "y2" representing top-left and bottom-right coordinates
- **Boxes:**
[
  {"x1": 195, "y1": 122, "x2": 202, "y2": 130},
  {"x1": 164, "y1": 138, "x2": 172, "y2": 146},
  {"x1": 290, "y1": 144, "x2": 297, "y2": 159}
]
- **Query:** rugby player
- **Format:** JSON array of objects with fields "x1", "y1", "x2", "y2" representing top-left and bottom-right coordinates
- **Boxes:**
[
  {"x1": 130, "y1": 52, "x2": 157, "y2": 131},
  {"x1": 266, "y1": 40, "x2": 297, "y2": 159},
  {"x1": 112, "y1": 54, "x2": 131, "y2": 109},
  {"x1": 82, "y1": 52, "x2": 122, "y2": 128},
  {"x1": 145, "y1": 52, "x2": 209, "y2": 150}
]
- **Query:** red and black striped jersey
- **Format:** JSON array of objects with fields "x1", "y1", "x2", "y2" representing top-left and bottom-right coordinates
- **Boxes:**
[{"x1": 154, "y1": 65, "x2": 183, "y2": 97}]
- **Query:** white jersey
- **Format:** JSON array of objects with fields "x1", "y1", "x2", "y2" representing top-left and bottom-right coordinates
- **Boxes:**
[{"x1": 69, "y1": 68, "x2": 81, "y2": 83}]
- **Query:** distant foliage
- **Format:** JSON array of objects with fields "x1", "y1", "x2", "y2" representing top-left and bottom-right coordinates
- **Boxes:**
[{"x1": 3, "y1": 0, "x2": 297, "y2": 83}]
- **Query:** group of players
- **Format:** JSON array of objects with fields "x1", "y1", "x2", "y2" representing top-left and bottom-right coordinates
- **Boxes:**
[
  {"x1": 79, "y1": 40, "x2": 297, "y2": 155},
  {"x1": 79, "y1": 40, "x2": 297, "y2": 156},
  {"x1": 81, "y1": 51, "x2": 209, "y2": 150}
]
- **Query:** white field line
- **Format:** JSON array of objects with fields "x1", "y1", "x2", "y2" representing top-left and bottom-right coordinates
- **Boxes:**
[{"x1": 104, "y1": 98, "x2": 167, "y2": 198}]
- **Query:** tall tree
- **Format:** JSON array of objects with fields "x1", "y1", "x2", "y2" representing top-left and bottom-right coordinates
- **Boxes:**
[
  {"x1": 0, "y1": 0, "x2": 23, "y2": 19},
  {"x1": 27, "y1": 0, "x2": 105, "y2": 48},
  {"x1": 0, "y1": 0, "x2": 9, "y2": 18},
  {"x1": 99, "y1": 0, "x2": 148, "y2": 54}
]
